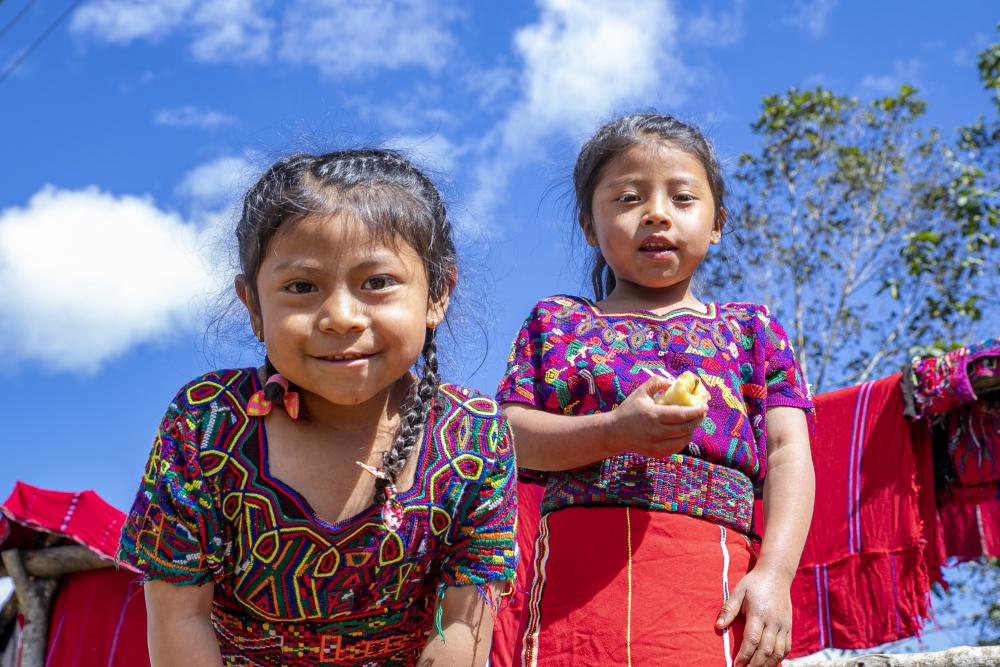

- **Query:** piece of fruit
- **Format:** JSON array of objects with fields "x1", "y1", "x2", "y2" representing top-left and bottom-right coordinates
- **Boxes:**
[{"x1": 654, "y1": 371, "x2": 710, "y2": 407}]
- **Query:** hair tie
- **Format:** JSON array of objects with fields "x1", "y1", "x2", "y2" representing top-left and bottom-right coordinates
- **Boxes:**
[{"x1": 247, "y1": 373, "x2": 300, "y2": 419}]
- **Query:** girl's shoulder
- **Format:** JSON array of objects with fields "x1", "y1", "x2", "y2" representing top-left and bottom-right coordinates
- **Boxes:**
[
  {"x1": 435, "y1": 383, "x2": 505, "y2": 422},
  {"x1": 163, "y1": 367, "x2": 258, "y2": 421},
  {"x1": 432, "y1": 384, "x2": 513, "y2": 458},
  {"x1": 718, "y1": 301, "x2": 770, "y2": 317},
  {"x1": 520, "y1": 293, "x2": 593, "y2": 321},
  {"x1": 717, "y1": 301, "x2": 781, "y2": 329},
  {"x1": 717, "y1": 302, "x2": 798, "y2": 355}
]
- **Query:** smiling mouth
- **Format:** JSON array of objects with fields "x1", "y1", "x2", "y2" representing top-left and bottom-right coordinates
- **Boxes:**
[{"x1": 315, "y1": 353, "x2": 373, "y2": 362}]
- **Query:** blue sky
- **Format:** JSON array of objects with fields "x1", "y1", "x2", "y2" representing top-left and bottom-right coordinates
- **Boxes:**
[{"x1": 0, "y1": 0, "x2": 996, "y2": 548}]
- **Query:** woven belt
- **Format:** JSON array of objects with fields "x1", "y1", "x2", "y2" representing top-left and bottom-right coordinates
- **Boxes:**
[{"x1": 541, "y1": 453, "x2": 755, "y2": 534}]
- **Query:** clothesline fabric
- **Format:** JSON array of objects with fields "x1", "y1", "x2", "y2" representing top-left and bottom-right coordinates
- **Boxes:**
[
  {"x1": 0, "y1": 482, "x2": 151, "y2": 667},
  {"x1": 903, "y1": 338, "x2": 1000, "y2": 505},
  {"x1": 786, "y1": 373, "x2": 934, "y2": 657}
]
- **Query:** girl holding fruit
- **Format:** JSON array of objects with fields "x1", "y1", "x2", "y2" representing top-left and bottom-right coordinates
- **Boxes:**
[{"x1": 495, "y1": 113, "x2": 815, "y2": 667}]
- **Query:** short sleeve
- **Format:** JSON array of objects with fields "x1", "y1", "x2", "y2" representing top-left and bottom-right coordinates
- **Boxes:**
[
  {"x1": 758, "y1": 308, "x2": 814, "y2": 412},
  {"x1": 440, "y1": 416, "x2": 518, "y2": 590},
  {"x1": 117, "y1": 395, "x2": 225, "y2": 586},
  {"x1": 496, "y1": 307, "x2": 546, "y2": 409}
]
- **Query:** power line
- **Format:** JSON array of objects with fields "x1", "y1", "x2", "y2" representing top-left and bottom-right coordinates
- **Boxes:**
[
  {"x1": 0, "y1": 0, "x2": 82, "y2": 85},
  {"x1": 0, "y1": 1, "x2": 37, "y2": 42}
]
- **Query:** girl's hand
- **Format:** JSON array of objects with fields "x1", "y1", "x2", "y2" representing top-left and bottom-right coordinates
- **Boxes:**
[
  {"x1": 608, "y1": 376, "x2": 708, "y2": 458},
  {"x1": 716, "y1": 567, "x2": 793, "y2": 667}
]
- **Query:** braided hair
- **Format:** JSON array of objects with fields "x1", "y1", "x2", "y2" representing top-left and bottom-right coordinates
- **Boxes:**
[
  {"x1": 235, "y1": 149, "x2": 457, "y2": 505},
  {"x1": 572, "y1": 113, "x2": 727, "y2": 300}
]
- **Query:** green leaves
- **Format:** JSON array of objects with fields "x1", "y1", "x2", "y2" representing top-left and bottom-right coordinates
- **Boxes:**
[{"x1": 701, "y1": 66, "x2": 999, "y2": 392}]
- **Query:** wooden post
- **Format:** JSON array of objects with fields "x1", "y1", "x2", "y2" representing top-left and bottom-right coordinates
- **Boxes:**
[
  {"x1": 1, "y1": 549, "x2": 57, "y2": 667},
  {"x1": 0, "y1": 545, "x2": 112, "y2": 579},
  {"x1": 0, "y1": 594, "x2": 18, "y2": 655}
]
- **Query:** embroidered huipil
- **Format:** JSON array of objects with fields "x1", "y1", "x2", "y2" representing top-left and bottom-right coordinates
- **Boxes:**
[
  {"x1": 496, "y1": 295, "x2": 813, "y2": 533},
  {"x1": 118, "y1": 369, "x2": 517, "y2": 666}
]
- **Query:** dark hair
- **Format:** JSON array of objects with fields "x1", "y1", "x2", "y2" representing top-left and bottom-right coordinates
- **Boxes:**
[
  {"x1": 236, "y1": 149, "x2": 456, "y2": 503},
  {"x1": 573, "y1": 113, "x2": 727, "y2": 300}
]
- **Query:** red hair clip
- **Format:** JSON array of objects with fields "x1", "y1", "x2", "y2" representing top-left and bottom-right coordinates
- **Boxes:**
[{"x1": 247, "y1": 373, "x2": 300, "y2": 420}]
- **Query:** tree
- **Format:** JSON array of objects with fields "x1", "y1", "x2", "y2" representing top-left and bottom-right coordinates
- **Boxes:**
[
  {"x1": 704, "y1": 79, "x2": 998, "y2": 393},
  {"x1": 704, "y1": 27, "x2": 1000, "y2": 652}
]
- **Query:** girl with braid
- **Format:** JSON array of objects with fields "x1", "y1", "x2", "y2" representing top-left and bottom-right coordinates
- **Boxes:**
[{"x1": 118, "y1": 149, "x2": 517, "y2": 666}]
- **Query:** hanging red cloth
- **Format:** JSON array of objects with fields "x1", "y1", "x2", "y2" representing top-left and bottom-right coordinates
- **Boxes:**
[
  {"x1": 42, "y1": 568, "x2": 149, "y2": 667},
  {"x1": 490, "y1": 478, "x2": 544, "y2": 667},
  {"x1": 0, "y1": 482, "x2": 150, "y2": 667},
  {"x1": 938, "y1": 499, "x2": 1000, "y2": 562},
  {"x1": 786, "y1": 373, "x2": 937, "y2": 657}
]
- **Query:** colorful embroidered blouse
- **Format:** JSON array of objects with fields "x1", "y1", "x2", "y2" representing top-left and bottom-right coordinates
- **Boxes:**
[
  {"x1": 118, "y1": 368, "x2": 517, "y2": 666},
  {"x1": 496, "y1": 295, "x2": 813, "y2": 532}
]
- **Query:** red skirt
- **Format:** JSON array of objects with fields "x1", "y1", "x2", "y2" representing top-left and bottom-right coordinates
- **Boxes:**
[{"x1": 519, "y1": 506, "x2": 755, "y2": 666}]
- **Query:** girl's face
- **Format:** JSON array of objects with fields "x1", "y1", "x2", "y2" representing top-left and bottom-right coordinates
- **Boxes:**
[
  {"x1": 238, "y1": 213, "x2": 448, "y2": 411},
  {"x1": 584, "y1": 141, "x2": 722, "y2": 300}
]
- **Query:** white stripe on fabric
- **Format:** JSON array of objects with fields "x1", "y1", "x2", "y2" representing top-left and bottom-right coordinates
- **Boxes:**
[
  {"x1": 822, "y1": 564, "x2": 833, "y2": 643},
  {"x1": 976, "y1": 505, "x2": 988, "y2": 557},
  {"x1": 848, "y1": 381, "x2": 874, "y2": 553},
  {"x1": 719, "y1": 525, "x2": 733, "y2": 667},
  {"x1": 814, "y1": 564, "x2": 826, "y2": 648},
  {"x1": 521, "y1": 514, "x2": 551, "y2": 667}
]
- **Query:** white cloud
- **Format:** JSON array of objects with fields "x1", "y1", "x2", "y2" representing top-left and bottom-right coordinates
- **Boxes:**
[
  {"x1": 467, "y1": 0, "x2": 692, "y2": 225},
  {"x1": 73, "y1": 0, "x2": 453, "y2": 74},
  {"x1": 466, "y1": 66, "x2": 517, "y2": 108},
  {"x1": 954, "y1": 32, "x2": 991, "y2": 68},
  {"x1": 685, "y1": 0, "x2": 745, "y2": 47},
  {"x1": 154, "y1": 106, "x2": 239, "y2": 129},
  {"x1": 860, "y1": 59, "x2": 922, "y2": 96},
  {"x1": 71, "y1": 0, "x2": 193, "y2": 43},
  {"x1": 279, "y1": 0, "x2": 457, "y2": 77},
  {"x1": 178, "y1": 154, "x2": 257, "y2": 211},
  {"x1": 188, "y1": 0, "x2": 273, "y2": 62},
  {"x1": 72, "y1": 0, "x2": 272, "y2": 63},
  {"x1": 0, "y1": 187, "x2": 216, "y2": 373},
  {"x1": 345, "y1": 91, "x2": 456, "y2": 132},
  {"x1": 785, "y1": 0, "x2": 839, "y2": 37},
  {"x1": 385, "y1": 134, "x2": 465, "y2": 172}
]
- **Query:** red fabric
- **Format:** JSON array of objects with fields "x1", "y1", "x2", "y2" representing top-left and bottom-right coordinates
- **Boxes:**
[
  {"x1": 523, "y1": 507, "x2": 754, "y2": 666},
  {"x1": 788, "y1": 374, "x2": 934, "y2": 657},
  {"x1": 1, "y1": 482, "x2": 150, "y2": 666},
  {"x1": 938, "y1": 498, "x2": 1000, "y2": 562},
  {"x1": 490, "y1": 479, "x2": 544, "y2": 667},
  {"x1": 43, "y1": 568, "x2": 150, "y2": 667},
  {"x1": 0, "y1": 482, "x2": 128, "y2": 564}
]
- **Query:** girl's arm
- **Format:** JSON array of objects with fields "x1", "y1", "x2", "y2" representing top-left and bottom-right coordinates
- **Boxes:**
[
  {"x1": 145, "y1": 580, "x2": 223, "y2": 667},
  {"x1": 417, "y1": 584, "x2": 500, "y2": 666},
  {"x1": 503, "y1": 376, "x2": 708, "y2": 471},
  {"x1": 717, "y1": 406, "x2": 814, "y2": 667}
]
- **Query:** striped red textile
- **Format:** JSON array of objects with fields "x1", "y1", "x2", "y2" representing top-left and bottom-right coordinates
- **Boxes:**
[
  {"x1": 787, "y1": 373, "x2": 935, "y2": 657},
  {"x1": 1, "y1": 482, "x2": 150, "y2": 667},
  {"x1": 518, "y1": 507, "x2": 753, "y2": 666}
]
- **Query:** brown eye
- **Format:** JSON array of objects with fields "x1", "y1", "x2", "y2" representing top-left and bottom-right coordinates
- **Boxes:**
[
  {"x1": 285, "y1": 281, "x2": 315, "y2": 294},
  {"x1": 362, "y1": 276, "x2": 398, "y2": 290}
]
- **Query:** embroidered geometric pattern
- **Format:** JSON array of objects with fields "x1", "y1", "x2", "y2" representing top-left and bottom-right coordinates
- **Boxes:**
[
  {"x1": 496, "y1": 295, "x2": 813, "y2": 521},
  {"x1": 542, "y1": 452, "x2": 755, "y2": 534},
  {"x1": 119, "y1": 368, "x2": 517, "y2": 666}
]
